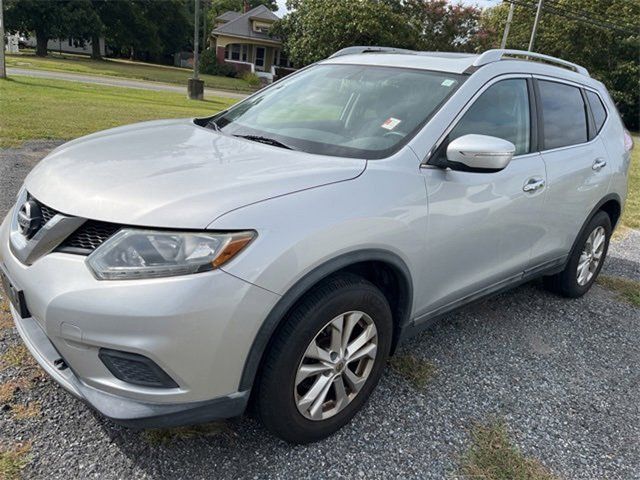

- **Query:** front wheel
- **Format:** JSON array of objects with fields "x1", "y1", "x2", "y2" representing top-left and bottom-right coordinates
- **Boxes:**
[
  {"x1": 256, "y1": 273, "x2": 392, "y2": 444},
  {"x1": 544, "y1": 210, "x2": 611, "y2": 297}
]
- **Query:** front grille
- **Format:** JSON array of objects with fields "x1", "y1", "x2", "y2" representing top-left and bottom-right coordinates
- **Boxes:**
[
  {"x1": 39, "y1": 203, "x2": 58, "y2": 224},
  {"x1": 26, "y1": 195, "x2": 59, "y2": 236},
  {"x1": 57, "y1": 221, "x2": 121, "y2": 254},
  {"x1": 98, "y1": 349, "x2": 178, "y2": 388},
  {"x1": 23, "y1": 192, "x2": 121, "y2": 255}
]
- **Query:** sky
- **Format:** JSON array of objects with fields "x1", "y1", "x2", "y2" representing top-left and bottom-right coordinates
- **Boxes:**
[{"x1": 275, "y1": 0, "x2": 503, "y2": 16}]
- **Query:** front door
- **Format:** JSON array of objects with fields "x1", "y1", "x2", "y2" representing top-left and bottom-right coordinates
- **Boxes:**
[
  {"x1": 255, "y1": 46, "x2": 266, "y2": 71},
  {"x1": 416, "y1": 77, "x2": 548, "y2": 318}
]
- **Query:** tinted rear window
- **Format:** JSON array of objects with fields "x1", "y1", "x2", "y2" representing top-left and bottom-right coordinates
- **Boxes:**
[
  {"x1": 539, "y1": 80, "x2": 588, "y2": 150},
  {"x1": 586, "y1": 90, "x2": 607, "y2": 135}
]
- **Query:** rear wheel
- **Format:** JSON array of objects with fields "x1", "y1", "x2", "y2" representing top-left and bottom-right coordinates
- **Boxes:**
[
  {"x1": 543, "y1": 210, "x2": 611, "y2": 297},
  {"x1": 256, "y1": 273, "x2": 392, "y2": 444}
]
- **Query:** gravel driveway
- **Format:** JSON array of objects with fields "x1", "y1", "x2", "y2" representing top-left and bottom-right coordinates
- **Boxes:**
[{"x1": 1, "y1": 141, "x2": 639, "y2": 479}]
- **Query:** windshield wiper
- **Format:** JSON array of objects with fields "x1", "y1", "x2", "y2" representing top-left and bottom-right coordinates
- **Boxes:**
[
  {"x1": 208, "y1": 118, "x2": 223, "y2": 133},
  {"x1": 233, "y1": 134, "x2": 297, "y2": 150}
]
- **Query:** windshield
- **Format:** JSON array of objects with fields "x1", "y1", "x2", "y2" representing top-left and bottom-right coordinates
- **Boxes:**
[{"x1": 209, "y1": 64, "x2": 464, "y2": 159}]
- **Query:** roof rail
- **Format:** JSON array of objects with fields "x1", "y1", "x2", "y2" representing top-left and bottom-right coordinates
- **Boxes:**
[
  {"x1": 472, "y1": 49, "x2": 590, "y2": 77},
  {"x1": 329, "y1": 46, "x2": 416, "y2": 58}
]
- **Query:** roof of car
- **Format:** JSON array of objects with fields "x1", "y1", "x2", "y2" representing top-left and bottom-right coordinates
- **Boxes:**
[
  {"x1": 322, "y1": 52, "x2": 480, "y2": 75},
  {"x1": 321, "y1": 48, "x2": 594, "y2": 85}
]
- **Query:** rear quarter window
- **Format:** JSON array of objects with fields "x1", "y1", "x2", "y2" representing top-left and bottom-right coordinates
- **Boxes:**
[
  {"x1": 586, "y1": 90, "x2": 608, "y2": 135},
  {"x1": 538, "y1": 80, "x2": 588, "y2": 150}
]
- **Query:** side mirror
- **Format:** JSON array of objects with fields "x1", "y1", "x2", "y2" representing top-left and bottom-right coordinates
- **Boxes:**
[{"x1": 445, "y1": 134, "x2": 515, "y2": 172}]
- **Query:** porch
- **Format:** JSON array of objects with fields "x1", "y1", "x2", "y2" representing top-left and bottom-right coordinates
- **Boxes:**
[{"x1": 214, "y1": 38, "x2": 294, "y2": 83}]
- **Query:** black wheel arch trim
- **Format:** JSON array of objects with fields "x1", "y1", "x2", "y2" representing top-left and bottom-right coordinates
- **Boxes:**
[
  {"x1": 569, "y1": 193, "x2": 621, "y2": 258},
  {"x1": 238, "y1": 249, "x2": 414, "y2": 392}
]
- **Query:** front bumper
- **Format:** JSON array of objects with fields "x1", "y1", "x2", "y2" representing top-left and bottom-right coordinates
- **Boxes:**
[
  {"x1": 0, "y1": 212, "x2": 279, "y2": 427},
  {"x1": 10, "y1": 307, "x2": 248, "y2": 428}
]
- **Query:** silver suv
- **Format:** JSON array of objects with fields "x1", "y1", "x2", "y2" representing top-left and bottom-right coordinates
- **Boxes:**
[{"x1": 0, "y1": 48, "x2": 633, "y2": 443}]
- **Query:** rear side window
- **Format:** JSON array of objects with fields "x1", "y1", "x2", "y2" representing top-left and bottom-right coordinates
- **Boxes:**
[
  {"x1": 449, "y1": 79, "x2": 531, "y2": 155},
  {"x1": 586, "y1": 90, "x2": 607, "y2": 135},
  {"x1": 538, "y1": 80, "x2": 588, "y2": 149}
]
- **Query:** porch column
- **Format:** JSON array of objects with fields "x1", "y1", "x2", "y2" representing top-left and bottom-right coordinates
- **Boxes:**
[{"x1": 216, "y1": 46, "x2": 226, "y2": 63}]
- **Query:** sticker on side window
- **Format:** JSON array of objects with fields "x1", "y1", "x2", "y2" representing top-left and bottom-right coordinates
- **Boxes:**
[
  {"x1": 381, "y1": 117, "x2": 402, "y2": 130},
  {"x1": 441, "y1": 79, "x2": 456, "y2": 87}
]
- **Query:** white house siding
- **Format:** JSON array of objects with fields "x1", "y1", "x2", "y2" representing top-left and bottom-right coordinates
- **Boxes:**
[{"x1": 24, "y1": 37, "x2": 106, "y2": 56}]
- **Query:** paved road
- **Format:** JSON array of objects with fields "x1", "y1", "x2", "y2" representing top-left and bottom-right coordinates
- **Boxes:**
[
  {"x1": 6, "y1": 67, "x2": 250, "y2": 100},
  {"x1": 1, "y1": 142, "x2": 639, "y2": 479}
]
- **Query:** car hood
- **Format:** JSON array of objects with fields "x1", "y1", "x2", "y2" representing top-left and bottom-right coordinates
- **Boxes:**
[{"x1": 25, "y1": 119, "x2": 366, "y2": 228}]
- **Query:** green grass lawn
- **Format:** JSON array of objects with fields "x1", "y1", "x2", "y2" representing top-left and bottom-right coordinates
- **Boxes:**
[
  {"x1": 622, "y1": 137, "x2": 640, "y2": 229},
  {"x1": 6, "y1": 50, "x2": 254, "y2": 92},
  {"x1": 0, "y1": 76, "x2": 237, "y2": 147}
]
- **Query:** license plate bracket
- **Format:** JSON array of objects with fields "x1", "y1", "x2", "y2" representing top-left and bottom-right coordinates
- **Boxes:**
[{"x1": 0, "y1": 267, "x2": 30, "y2": 319}]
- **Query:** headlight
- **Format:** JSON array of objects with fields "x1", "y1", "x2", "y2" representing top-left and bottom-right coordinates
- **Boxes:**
[{"x1": 87, "y1": 229, "x2": 255, "y2": 280}]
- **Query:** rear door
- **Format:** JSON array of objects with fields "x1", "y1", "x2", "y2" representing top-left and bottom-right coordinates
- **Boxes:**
[{"x1": 530, "y1": 77, "x2": 611, "y2": 266}]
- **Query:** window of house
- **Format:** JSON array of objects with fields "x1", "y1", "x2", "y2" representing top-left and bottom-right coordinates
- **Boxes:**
[
  {"x1": 448, "y1": 79, "x2": 531, "y2": 156},
  {"x1": 586, "y1": 90, "x2": 607, "y2": 135},
  {"x1": 226, "y1": 44, "x2": 248, "y2": 62},
  {"x1": 538, "y1": 80, "x2": 588, "y2": 150},
  {"x1": 253, "y1": 21, "x2": 271, "y2": 33}
]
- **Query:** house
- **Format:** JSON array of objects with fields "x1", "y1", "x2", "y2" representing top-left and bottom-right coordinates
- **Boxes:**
[
  {"x1": 210, "y1": 5, "x2": 295, "y2": 83},
  {"x1": 23, "y1": 36, "x2": 106, "y2": 57}
]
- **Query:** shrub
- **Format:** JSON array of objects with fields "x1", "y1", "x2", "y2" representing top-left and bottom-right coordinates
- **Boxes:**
[
  {"x1": 241, "y1": 72, "x2": 261, "y2": 87},
  {"x1": 200, "y1": 48, "x2": 237, "y2": 78}
]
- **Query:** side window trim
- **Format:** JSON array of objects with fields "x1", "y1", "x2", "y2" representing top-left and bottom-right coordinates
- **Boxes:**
[
  {"x1": 528, "y1": 77, "x2": 541, "y2": 153},
  {"x1": 581, "y1": 88, "x2": 597, "y2": 141},
  {"x1": 425, "y1": 74, "x2": 535, "y2": 167}
]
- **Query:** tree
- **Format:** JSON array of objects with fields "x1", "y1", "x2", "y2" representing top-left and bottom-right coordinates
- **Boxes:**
[
  {"x1": 274, "y1": 0, "x2": 489, "y2": 67},
  {"x1": 5, "y1": 0, "x2": 192, "y2": 63},
  {"x1": 5, "y1": 0, "x2": 57, "y2": 56},
  {"x1": 91, "y1": 0, "x2": 191, "y2": 63},
  {"x1": 273, "y1": 0, "x2": 415, "y2": 66},
  {"x1": 480, "y1": 0, "x2": 639, "y2": 130},
  {"x1": 4, "y1": 0, "x2": 99, "y2": 56},
  {"x1": 390, "y1": 0, "x2": 488, "y2": 52},
  {"x1": 64, "y1": 0, "x2": 102, "y2": 57}
]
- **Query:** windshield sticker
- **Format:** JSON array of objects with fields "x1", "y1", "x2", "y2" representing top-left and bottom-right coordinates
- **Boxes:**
[
  {"x1": 441, "y1": 79, "x2": 456, "y2": 87},
  {"x1": 381, "y1": 117, "x2": 402, "y2": 130}
]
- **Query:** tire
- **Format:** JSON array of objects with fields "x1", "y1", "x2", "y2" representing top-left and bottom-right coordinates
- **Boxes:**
[
  {"x1": 256, "y1": 273, "x2": 393, "y2": 444},
  {"x1": 543, "y1": 210, "x2": 611, "y2": 298}
]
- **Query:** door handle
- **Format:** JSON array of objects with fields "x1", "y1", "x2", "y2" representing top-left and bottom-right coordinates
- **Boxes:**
[
  {"x1": 523, "y1": 178, "x2": 545, "y2": 193},
  {"x1": 592, "y1": 158, "x2": 607, "y2": 171}
]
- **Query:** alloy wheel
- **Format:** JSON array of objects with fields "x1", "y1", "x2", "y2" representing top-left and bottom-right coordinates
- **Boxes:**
[
  {"x1": 294, "y1": 311, "x2": 378, "y2": 421},
  {"x1": 577, "y1": 226, "x2": 606, "y2": 286}
]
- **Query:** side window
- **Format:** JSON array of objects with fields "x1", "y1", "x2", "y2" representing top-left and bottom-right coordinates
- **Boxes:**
[
  {"x1": 586, "y1": 90, "x2": 607, "y2": 135},
  {"x1": 449, "y1": 79, "x2": 531, "y2": 156},
  {"x1": 538, "y1": 80, "x2": 588, "y2": 149}
]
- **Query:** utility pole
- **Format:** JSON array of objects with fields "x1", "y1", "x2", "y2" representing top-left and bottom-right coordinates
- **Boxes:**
[
  {"x1": 528, "y1": 0, "x2": 543, "y2": 51},
  {"x1": 193, "y1": 0, "x2": 200, "y2": 80},
  {"x1": 500, "y1": 1, "x2": 515, "y2": 49},
  {"x1": 202, "y1": 0, "x2": 208, "y2": 52},
  {"x1": 0, "y1": 0, "x2": 6, "y2": 79},
  {"x1": 188, "y1": 0, "x2": 204, "y2": 100}
]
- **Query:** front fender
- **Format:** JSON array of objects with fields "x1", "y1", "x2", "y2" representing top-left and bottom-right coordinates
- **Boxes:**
[
  {"x1": 211, "y1": 160, "x2": 427, "y2": 300},
  {"x1": 209, "y1": 157, "x2": 429, "y2": 392}
]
